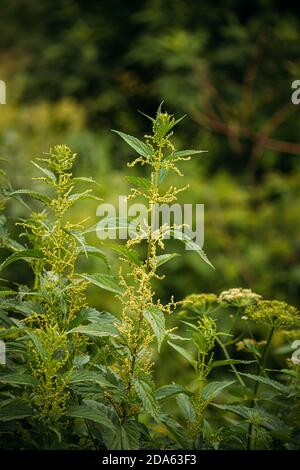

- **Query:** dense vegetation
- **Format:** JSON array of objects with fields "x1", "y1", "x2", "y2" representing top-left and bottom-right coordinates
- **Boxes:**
[
  {"x1": 0, "y1": 108, "x2": 299, "y2": 449},
  {"x1": 0, "y1": 0, "x2": 299, "y2": 450}
]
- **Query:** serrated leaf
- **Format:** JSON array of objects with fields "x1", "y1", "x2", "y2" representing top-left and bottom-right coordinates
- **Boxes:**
[
  {"x1": 73, "y1": 176, "x2": 97, "y2": 184},
  {"x1": 144, "y1": 306, "x2": 165, "y2": 352},
  {"x1": 158, "y1": 167, "x2": 169, "y2": 184},
  {"x1": 109, "y1": 243, "x2": 141, "y2": 265},
  {"x1": 0, "y1": 249, "x2": 42, "y2": 271},
  {"x1": 26, "y1": 332, "x2": 47, "y2": 360},
  {"x1": 212, "y1": 404, "x2": 250, "y2": 419},
  {"x1": 160, "y1": 414, "x2": 193, "y2": 449},
  {"x1": 168, "y1": 149, "x2": 207, "y2": 159},
  {"x1": 0, "y1": 373, "x2": 37, "y2": 387},
  {"x1": 68, "y1": 321, "x2": 119, "y2": 337},
  {"x1": 31, "y1": 161, "x2": 57, "y2": 182},
  {"x1": 67, "y1": 405, "x2": 116, "y2": 432},
  {"x1": 0, "y1": 402, "x2": 35, "y2": 421},
  {"x1": 112, "y1": 130, "x2": 152, "y2": 157},
  {"x1": 69, "y1": 192, "x2": 101, "y2": 202},
  {"x1": 69, "y1": 307, "x2": 118, "y2": 329},
  {"x1": 8, "y1": 189, "x2": 52, "y2": 205},
  {"x1": 155, "y1": 253, "x2": 179, "y2": 268},
  {"x1": 67, "y1": 370, "x2": 111, "y2": 387},
  {"x1": 79, "y1": 273, "x2": 124, "y2": 294},
  {"x1": 202, "y1": 380, "x2": 235, "y2": 401},
  {"x1": 167, "y1": 341, "x2": 197, "y2": 369},
  {"x1": 176, "y1": 394, "x2": 196, "y2": 424},
  {"x1": 125, "y1": 175, "x2": 150, "y2": 192},
  {"x1": 133, "y1": 378, "x2": 160, "y2": 422},
  {"x1": 156, "y1": 384, "x2": 192, "y2": 400},
  {"x1": 77, "y1": 245, "x2": 110, "y2": 269},
  {"x1": 170, "y1": 229, "x2": 214, "y2": 269},
  {"x1": 239, "y1": 373, "x2": 290, "y2": 394}
]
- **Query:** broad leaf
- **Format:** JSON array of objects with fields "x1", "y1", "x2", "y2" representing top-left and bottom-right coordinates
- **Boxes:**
[
  {"x1": 211, "y1": 359, "x2": 255, "y2": 369},
  {"x1": 112, "y1": 130, "x2": 152, "y2": 157},
  {"x1": 167, "y1": 341, "x2": 197, "y2": 369},
  {"x1": 67, "y1": 405, "x2": 116, "y2": 432},
  {"x1": 68, "y1": 321, "x2": 119, "y2": 337},
  {"x1": 238, "y1": 373, "x2": 290, "y2": 394},
  {"x1": 176, "y1": 394, "x2": 196, "y2": 424},
  {"x1": 66, "y1": 369, "x2": 111, "y2": 387},
  {"x1": 0, "y1": 402, "x2": 35, "y2": 421},
  {"x1": 202, "y1": 380, "x2": 235, "y2": 401},
  {"x1": 31, "y1": 161, "x2": 56, "y2": 182},
  {"x1": 0, "y1": 249, "x2": 42, "y2": 271},
  {"x1": 125, "y1": 175, "x2": 150, "y2": 192},
  {"x1": 156, "y1": 384, "x2": 191, "y2": 400},
  {"x1": 79, "y1": 273, "x2": 124, "y2": 294},
  {"x1": 155, "y1": 253, "x2": 179, "y2": 268},
  {"x1": 133, "y1": 378, "x2": 160, "y2": 422},
  {"x1": 144, "y1": 306, "x2": 165, "y2": 352},
  {"x1": 168, "y1": 149, "x2": 207, "y2": 159},
  {"x1": 0, "y1": 373, "x2": 37, "y2": 387},
  {"x1": 77, "y1": 245, "x2": 110, "y2": 269},
  {"x1": 9, "y1": 189, "x2": 52, "y2": 206}
]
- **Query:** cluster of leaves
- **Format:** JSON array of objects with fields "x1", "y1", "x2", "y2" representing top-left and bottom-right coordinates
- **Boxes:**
[{"x1": 0, "y1": 109, "x2": 299, "y2": 450}]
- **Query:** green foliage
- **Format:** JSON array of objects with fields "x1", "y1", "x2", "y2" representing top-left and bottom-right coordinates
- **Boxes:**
[{"x1": 0, "y1": 109, "x2": 300, "y2": 451}]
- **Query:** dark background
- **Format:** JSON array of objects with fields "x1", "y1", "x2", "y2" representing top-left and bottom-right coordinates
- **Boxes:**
[{"x1": 0, "y1": 0, "x2": 299, "y2": 311}]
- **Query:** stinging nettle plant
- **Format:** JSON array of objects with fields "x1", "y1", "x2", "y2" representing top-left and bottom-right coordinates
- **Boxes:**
[{"x1": 0, "y1": 106, "x2": 299, "y2": 451}]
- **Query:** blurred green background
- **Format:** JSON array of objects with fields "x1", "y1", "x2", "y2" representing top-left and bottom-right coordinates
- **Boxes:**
[{"x1": 1, "y1": 0, "x2": 299, "y2": 316}]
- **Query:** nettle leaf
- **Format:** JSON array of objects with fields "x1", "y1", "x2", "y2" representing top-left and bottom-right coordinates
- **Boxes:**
[
  {"x1": 160, "y1": 414, "x2": 193, "y2": 449},
  {"x1": 0, "y1": 401, "x2": 35, "y2": 421},
  {"x1": 69, "y1": 307, "x2": 119, "y2": 329},
  {"x1": 77, "y1": 245, "x2": 110, "y2": 269},
  {"x1": 31, "y1": 161, "x2": 57, "y2": 182},
  {"x1": 68, "y1": 321, "x2": 119, "y2": 337},
  {"x1": 170, "y1": 229, "x2": 214, "y2": 269},
  {"x1": 155, "y1": 253, "x2": 179, "y2": 268},
  {"x1": 112, "y1": 130, "x2": 152, "y2": 157},
  {"x1": 109, "y1": 243, "x2": 141, "y2": 265},
  {"x1": 239, "y1": 373, "x2": 291, "y2": 394},
  {"x1": 26, "y1": 332, "x2": 48, "y2": 360},
  {"x1": 8, "y1": 189, "x2": 52, "y2": 206},
  {"x1": 79, "y1": 273, "x2": 124, "y2": 294},
  {"x1": 66, "y1": 370, "x2": 111, "y2": 388},
  {"x1": 212, "y1": 404, "x2": 250, "y2": 419},
  {"x1": 73, "y1": 354, "x2": 90, "y2": 368},
  {"x1": 73, "y1": 176, "x2": 97, "y2": 185},
  {"x1": 0, "y1": 249, "x2": 42, "y2": 272},
  {"x1": 167, "y1": 341, "x2": 197, "y2": 369},
  {"x1": 133, "y1": 378, "x2": 160, "y2": 422},
  {"x1": 176, "y1": 394, "x2": 196, "y2": 424},
  {"x1": 125, "y1": 175, "x2": 150, "y2": 192},
  {"x1": 0, "y1": 372, "x2": 37, "y2": 387},
  {"x1": 158, "y1": 167, "x2": 169, "y2": 184},
  {"x1": 202, "y1": 380, "x2": 235, "y2": 402},
  {"x1": 168, "y1": 149, "x2": 207, "y2": 160},
  {"x1": 69, "y1": 192, "x2": 101, "y2": 202},
  {"x1": 88, "y1": 217, "x2": 131, "y2": 235},
  {"x1": 156, "y1": 384, "x2": 192, "y2": 401},
  {"x1": 109, "y1": 422, "x2": 140, "y2": 451},
  {"x1": 144, "y1": 306, "x2": 165, "y2": 352},
  {"x1": 211, "y1": 359, "x2": 255, "y2": 369},
  {"x1": 67, "y1": 405, "x2": 116, "y2": 432}
]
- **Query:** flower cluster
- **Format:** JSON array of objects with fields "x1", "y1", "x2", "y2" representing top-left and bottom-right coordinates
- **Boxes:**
[
  {"x1": 245, "y1": 300, "x2": 300, "y2": 328},
  {"x1": 218, "y1": 288, "x2": 262, "y2": 307}
]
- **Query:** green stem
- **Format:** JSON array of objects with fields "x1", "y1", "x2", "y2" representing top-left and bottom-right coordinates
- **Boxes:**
[
  {"x1": 247, "y1": 324, "x2": 274, "y2": 450},
  {"x1": 216, "y1": 336, "x2": 246, "y2": 387}
]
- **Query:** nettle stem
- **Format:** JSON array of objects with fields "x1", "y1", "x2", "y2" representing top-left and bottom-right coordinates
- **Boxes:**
[{"x1": 247, "y1": 324, "x2": 275, "y2": 449}]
